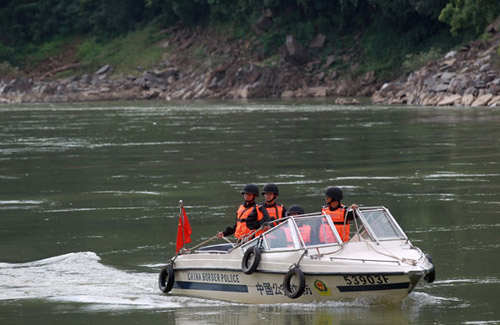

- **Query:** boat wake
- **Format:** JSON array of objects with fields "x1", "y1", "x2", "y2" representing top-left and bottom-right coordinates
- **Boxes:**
[{"x1": 0, "y1": 252, "x2": 231, "y2": 310}]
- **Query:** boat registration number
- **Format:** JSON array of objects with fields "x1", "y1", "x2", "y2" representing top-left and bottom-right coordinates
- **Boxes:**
[{"x1": 342, "y1": 275, "x2": 389, "y2": 285}]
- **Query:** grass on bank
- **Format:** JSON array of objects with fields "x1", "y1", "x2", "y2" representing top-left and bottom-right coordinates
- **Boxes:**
[
  {"x1": 76, "y1": 26, "x2": 164, "y2": 77},
  {"x1": 0, "y1": 26, "x2": 165, "y2": 80}
]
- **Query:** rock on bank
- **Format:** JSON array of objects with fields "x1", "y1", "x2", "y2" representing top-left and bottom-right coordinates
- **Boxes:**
[
  {"x1": 0, "y1": 26, "x2": 381, "y2": 104},
  {"x1": 372, "y1": 18, "x2": 500, "y2": 107}
]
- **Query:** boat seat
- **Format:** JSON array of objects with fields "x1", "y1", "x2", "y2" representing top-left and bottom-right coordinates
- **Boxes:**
[{"x1": 195, "y1": 243, "x2": 234, "y2": 253}]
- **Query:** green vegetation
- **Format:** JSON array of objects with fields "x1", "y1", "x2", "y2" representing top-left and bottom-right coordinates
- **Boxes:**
[
  {"x1": 0, "y1": 61, "x2": 17, "y2": 77},
  {"x1": 439, "y1": 0, "x2": 500, "y2": 36},
  {"x1": 24, "y1": 37, "x2": 75, "y2": 70},
  {"x1": 76, "y1": 27, "x2": 164, "y2": 76},
  {"x1": 260, "y1": 54, "x2": 282, "y2": 67},
  {"x1": 402, "y1": 48, "x2": 444, "y2": 74},
  {"x1": 1, "y1": 0, "x2": 499, "y2": 79}
]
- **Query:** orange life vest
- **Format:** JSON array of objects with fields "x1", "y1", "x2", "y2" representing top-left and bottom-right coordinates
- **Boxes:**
[
  {"x1": 283, "y1": 224, "x2": 311, "y2": 245},
  {"x1": 234, "y1": 204, "x2": 258, "y2": 239},
  {"x1": 257, "y1": 204, "x2": 284, "y2": 222},
  {"x1": 318, "y1": 221, "x2": 337, "y2": 244},
  {"x1": 298, "y1": 224, "x2": 311, "y2": 243},
  {"x1": 255, "y1": 204, "x2": 284, "y2": 236},
  {"x1": 321, "y1": 205, "x2": 350, "y2": 241}
]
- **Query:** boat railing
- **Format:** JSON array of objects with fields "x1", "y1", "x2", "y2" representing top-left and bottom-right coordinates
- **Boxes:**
[{"x1": 195, "y1": 243, "x2": 234, "y2": 253}]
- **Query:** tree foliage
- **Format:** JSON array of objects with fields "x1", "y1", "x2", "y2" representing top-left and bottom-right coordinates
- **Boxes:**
[
  {"x1": 439, "y1": 0, "x2": 500, "y2": 36},
  {"x1": 1, "y1": 0, "x2": 499, "y2": 71},
  {"x1": 1, "y1": 0, "x2": 495, "y2": 44}
]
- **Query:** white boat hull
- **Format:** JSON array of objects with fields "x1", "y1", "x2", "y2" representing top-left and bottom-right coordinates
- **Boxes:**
[
  {"x1": 166, "y1": 240, "x2": 431, "y2": 303},
  {"x1": 171, "y1": 268, "x2": 417, "y2": 303}
]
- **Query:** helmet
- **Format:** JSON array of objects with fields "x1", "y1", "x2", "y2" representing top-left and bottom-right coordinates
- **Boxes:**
[
  {"x1": 287, "y1": 205, "x2": 305, "y2": 216},
  {"x1": 262, "y1": 183, "x2": 279, "y2": 195},
  {"x1": 325, "y1": 186, "x2": 343, "y2": 201},
  {"x1": 241, "y1": 183, "x2": 259, "y2": 196}
]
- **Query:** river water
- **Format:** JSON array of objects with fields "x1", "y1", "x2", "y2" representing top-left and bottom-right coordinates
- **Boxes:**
[{"x1": 0, "y1": 100, "x2": 499, "y2": 324}]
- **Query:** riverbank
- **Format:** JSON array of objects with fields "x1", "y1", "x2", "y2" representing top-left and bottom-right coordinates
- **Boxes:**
[
  {"x1": 0, "y1": 25, "x2": 380, "y2": 104},
  {"x1": 1, "y1": 20, "x2": 500, "y2": 105},
  {"x1": 372, "y1": 19, "x2": 500, "y2": 107}
]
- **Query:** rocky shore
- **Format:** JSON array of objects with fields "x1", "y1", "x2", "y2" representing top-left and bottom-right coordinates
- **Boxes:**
[
  {"x1": 2, "y1": 19, "x2": 500, "y2": 106},
  {"x1": 0, "y1": 25, "x2": 380, "y2": 104},
  {"x1": 372, "y1": 19, "x2": 500, "y2": 107}
]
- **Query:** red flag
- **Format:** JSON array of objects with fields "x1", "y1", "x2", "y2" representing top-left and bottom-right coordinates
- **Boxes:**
[{"x1": 176, "y1": 204, "x2": 192, "y2": 253}]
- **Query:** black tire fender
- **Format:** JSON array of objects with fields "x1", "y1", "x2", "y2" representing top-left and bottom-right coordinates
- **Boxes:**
[
  {"x1": 241, "y1": 246, "x2": 261, "y2": 275},
  {"x1": 283, "y1": 266, "x2": 305, "y2": 299},
  {"x1": 158, "y1": 264, "x2": 175, "y2": 293}
]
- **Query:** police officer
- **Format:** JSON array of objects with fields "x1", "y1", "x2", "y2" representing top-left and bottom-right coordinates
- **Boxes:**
[
  {"x1": 258, "y1": 183, "x2": 286, "y2": 225},
  {"x1": 286, "y1": 204, "x2": 305, "y2": 216},
  {"x1": 216, "y1": 184, "x2": 261, "y2": 240},
  {"x1": 321, "y1": 186, "x2": 358, "y2": 241},
  {"x1": 284, "y1": 204, "x2": 312, "y2": 244}
]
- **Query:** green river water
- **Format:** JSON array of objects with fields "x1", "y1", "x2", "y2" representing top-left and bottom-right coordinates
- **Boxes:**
[{"x1": 0, "y1": 100, "x2": 499, "y2": 324}]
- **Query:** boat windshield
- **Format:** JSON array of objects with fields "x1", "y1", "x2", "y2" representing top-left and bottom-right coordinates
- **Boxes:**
[
  {"x1": 295, "y1": 215, "x2": 340, "y2": 247},
  {"x1": 261, "y1": 214, "x2": 340, "y2": 250},
  {"x1": 356, "y1": 207, "x2": 407, "y2": 241},
  {"x1": 262, "y1": 221, "x2": 299, "y2": 250}
]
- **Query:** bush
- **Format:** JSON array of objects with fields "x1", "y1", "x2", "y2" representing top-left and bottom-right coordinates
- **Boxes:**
[
  {"x1": 402, "y1": 47, "x2": 443, "y2": 74},
  {"x1": 0, "y1": 61, "x2": 17, "y2": 78}
]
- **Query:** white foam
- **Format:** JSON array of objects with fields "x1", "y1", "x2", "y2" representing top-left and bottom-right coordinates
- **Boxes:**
[
  {"x1": 0, "y1": 252, "x2": 229, "y2": 310},
  {"x1": 433, "y1": 277, "x2": 500, "y2": 286},
  {"x1": 44, "y1": 206, "x2": 144, "y2": 213},
  {"x1": 401, "y1": 291, "x2": 470, "y2": 310},
  {"x1": 335, "y1": 176, "x2": 406, "y2": 180},
  {"x1": 424, "y1": 172, "x2": 500, "y2": 179},
  {"x1": 0, "y1": 200, "x2": 44, "y2": 205},
  {"x1": 91, "y1": 190, "x2": 161, "y2": 196}
]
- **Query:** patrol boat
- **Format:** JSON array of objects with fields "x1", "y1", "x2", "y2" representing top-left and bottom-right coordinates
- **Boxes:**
[{"x1": 158, "y1": 206, "x2": 435, "y2": 304}]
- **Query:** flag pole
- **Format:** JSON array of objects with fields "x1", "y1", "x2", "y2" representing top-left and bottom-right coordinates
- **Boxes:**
[{"x1": 179, "y1": 200, "x2": 185, "y2": 249}]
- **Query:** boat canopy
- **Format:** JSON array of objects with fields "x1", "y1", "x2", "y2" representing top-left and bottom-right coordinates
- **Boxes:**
[{"x1": 247, "y1": 206, "x2": 408, "y2": 252}]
